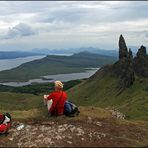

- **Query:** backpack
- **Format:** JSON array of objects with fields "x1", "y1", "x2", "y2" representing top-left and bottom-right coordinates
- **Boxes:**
[
  {"x1": 64, "y1": 101, "x2": 80, "y2": 117},
  {"x1": 0, "y1": 113, "x2": 11, "y2": 134}
]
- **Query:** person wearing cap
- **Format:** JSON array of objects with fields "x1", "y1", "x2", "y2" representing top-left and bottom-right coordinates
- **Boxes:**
[{"x1": 43, "y1": 81, "x2": 67, "y2": 116}]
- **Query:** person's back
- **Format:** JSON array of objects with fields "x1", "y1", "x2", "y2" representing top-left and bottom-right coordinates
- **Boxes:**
[
  {"x1": 43, "y1": 81, "x2": 67, "y2": 116},
  {"x1": 47, "y1": 90, "x2": 67, "y2": 115}
]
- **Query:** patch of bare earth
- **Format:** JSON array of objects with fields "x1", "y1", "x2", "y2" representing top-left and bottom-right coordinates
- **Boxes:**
[{"x1": 0, "y1": 116, "x2": 148, "y2": 147}]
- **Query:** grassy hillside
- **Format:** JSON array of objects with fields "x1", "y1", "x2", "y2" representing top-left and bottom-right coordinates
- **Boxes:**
[
  {"x1": 0, "y1": 80, "x2": 83, "y2": 119},
  {"x1": 68, "y1": 71, "x2": 148, "y2": 120},
  {"x1": 0, "y1": 92, "x2": 42, "y2": 111},
  {"x1": 0, "y1": 52, "x2": 116, "y2": 82}
]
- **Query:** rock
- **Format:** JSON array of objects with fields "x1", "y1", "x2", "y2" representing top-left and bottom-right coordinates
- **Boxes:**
[
  {"x1": 119, "y1": 34, "x2": 128, "y2": 59},
  {"x1": 43, "y1": 137, "x2": 52, "y2": 144},
  {"x1": 95, "y1": 122, "x2": 102, "y2": 126},
  {"x1": 137, "y1": 45, "x2": 147, "y2": 57},
  {"x1": 67, "y1": 141, "x2": 72, "y2": 144},
  {"x1": 55, "y1": 135, "x2": 62, "y2": 140},
  {"x1": 106, "y1": 107, "x2": 125, "y2": 119},
  {"x1": 114, "y1": 36, "x2": 148, "y2": 91},
  {"x1": 16, "y1": 124, "x2": 25, "y2": 131},
  {"x1": 87, "y1": 116, "x2": 92, "y2": 124},
  {"x1": 128, "y1": 48, "x2": 133, "y2": 60},
  {"x1": 133, "y1": 45, "x2": 148, "y2": 77},
  {"x1": 76, "y1": 127, "x2": 84, "y2": 136},
  {"x1": 112, "y1": 35, "x2": 135, "y2": 91},
  {"x1": 38, "y1": 134, "x2": 44, "y2": 139},
  {"x1": 8, "y1": 137, "x2": 14, "y2": 141},
  {"x1": 70, "y1": 126, "x2": 76, "y2": 133}
]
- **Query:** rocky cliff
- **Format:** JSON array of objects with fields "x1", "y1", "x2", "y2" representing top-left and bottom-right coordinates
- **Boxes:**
[
  {"x1": 133, "y1": 45, "x2": 148, "y2": 77},
  {"x1": 112, "y1": 35, "x2": 135, "y2": 90},
  {"x1": 112, "y1": 35, "x2": 147, "y2": 91}
]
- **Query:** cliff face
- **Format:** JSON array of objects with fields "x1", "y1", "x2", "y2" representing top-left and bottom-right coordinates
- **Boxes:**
[
  {"x1": 133, "y1": 45, "x2": 148, "y2": 77},
  {"x1": 112, "y1": 35, "x2": 135, "y2": 89},
  {"x1": 112, "y1": 35, "x2": 148, "y2": 91},
  {"x1": 119, "y1": 34, "x2": 128, "y2": 59}
]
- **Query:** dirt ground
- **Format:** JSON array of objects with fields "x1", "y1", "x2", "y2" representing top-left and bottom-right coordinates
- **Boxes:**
[{"x1": 0, "y1": 115, "x2": 148, "y2": 147}]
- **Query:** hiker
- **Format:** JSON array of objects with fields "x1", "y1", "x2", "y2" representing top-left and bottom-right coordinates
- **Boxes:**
[
  {"x1": 0, "y1": 113, "x2": 11, "y2": 134},
  {"x1": 43, "y1": 81, "x2": 67, "y2": 116}
]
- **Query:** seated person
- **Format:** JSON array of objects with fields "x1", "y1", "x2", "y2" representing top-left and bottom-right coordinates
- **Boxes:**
[{"x1": 43, "y1": 81, "x2": 67, "y2": 116}]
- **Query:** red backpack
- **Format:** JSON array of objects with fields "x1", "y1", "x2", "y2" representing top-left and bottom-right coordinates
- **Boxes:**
[{"x1": 0, "y1": 113, "x2": 11, "y2": 134}]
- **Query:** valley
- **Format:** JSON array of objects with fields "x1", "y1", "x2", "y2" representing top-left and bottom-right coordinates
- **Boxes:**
[
  {"x1": 0, "y1": 52, "x2": 116, "y2": 82},
  {"x1": 0, "y1": 35, "x2": 147, "y2": 147}
]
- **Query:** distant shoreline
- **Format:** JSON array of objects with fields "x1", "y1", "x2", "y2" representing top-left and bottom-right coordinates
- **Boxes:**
[{"x1": 0, "y1": 68, "x2": 99, "y2": 87}]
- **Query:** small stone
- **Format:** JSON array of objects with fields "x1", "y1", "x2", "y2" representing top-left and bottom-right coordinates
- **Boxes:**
[
  {"x1": 95, "y1": 122, "x2": 102, "y2": 126},
  {"x1": 17, "y1": 124, "x2": 25, "y2": 131},
  {"x1": 55, "y1": 135, "x2": 62, "y2": 140},
  {"x1": 9, "y1": 137, "x2": 13, "y2": 141},
  {"x1": 43, "y1": 137, "x2": 52, "y2": 144},
  {"x1": 87, "y1": 117, "x2": 92, "y2": 124},
  {"x1": 70, "y1": 126, "x2": 76, "y2": 133},
  {"x1": 67, "y1": 141, "x2": 72, "y2": 144},
  {"x1": 38, "y1": 134, "x2": 44, "y2": 138}
]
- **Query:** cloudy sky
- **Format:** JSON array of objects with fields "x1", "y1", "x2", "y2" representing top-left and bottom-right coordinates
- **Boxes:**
[{"x1": 0, "y1": 1, "x2": 148, "y2": 51}]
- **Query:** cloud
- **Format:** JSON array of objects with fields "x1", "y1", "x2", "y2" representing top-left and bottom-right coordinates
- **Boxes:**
[
  {"x1": 145, "y1": 31, "x2": 148, "y2": 38},
  {"x1": 0, "y1": 1, "x2": 148, "y2": 51},
  {"x1": 0, "y1": 23, "x2": 36, "y2": 39}
]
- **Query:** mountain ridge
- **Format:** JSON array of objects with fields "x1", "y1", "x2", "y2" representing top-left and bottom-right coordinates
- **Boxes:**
[{"x1": 0, "y1": 51, "x2": 44, "y2": 60}]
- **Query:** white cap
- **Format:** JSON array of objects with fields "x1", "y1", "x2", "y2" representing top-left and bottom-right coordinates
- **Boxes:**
[{"x1": 54, "y1": 80, "x2": 64, "y2": 88}]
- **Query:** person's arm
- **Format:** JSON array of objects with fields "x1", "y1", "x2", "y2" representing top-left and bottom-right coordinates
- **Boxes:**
[
  {"x1": 47, "y1": 93, "x2": 53, "y2": 100},
  {"x1": 43, "y1": 95, "x2": 49, "y2": 99}
]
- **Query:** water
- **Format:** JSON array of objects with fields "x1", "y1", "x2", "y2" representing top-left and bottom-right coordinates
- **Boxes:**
[
  {"x1": 1, "y1": 68, "x2": 99, "y2": 87},
  {"x1": 0, "y1": 55, "x2": 46, "y2": 71}
]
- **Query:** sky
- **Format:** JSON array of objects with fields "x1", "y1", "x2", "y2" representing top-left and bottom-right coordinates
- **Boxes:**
[{"x1": 0, "y1": 1, "x2": 148, "y2": 51}]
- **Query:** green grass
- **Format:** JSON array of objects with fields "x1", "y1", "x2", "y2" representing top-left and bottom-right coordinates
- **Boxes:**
[
  {"x1": 0, "y1": 80, "x2": 83, "y2": 119},
  {"x1": 68, "y1": 74, "x2": 148, "y2": 120},
  {"x1": 0, "y1": 74, "x2": 147, "y2": 121},
  {"x1": 0, "y1": 92, "x2": 42, "y2": 110}
]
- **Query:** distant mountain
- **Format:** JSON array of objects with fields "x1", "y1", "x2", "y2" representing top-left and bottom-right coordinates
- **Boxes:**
[
  {"x1": 0, "y1": 46, "x2": 140, "y2": 60},
  {"x1": 32, "y1": 47, "x2": 118, "y2": 57},
  {"x1": 0, "y1": 52, "x2": 116, "y2": 82},
  {"x1": 0, "y1": 51, "x2": 44, "y2": 59}
]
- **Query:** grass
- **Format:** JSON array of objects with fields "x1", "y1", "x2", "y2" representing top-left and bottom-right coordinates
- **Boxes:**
[
  {"x1": 0, "y1": 92, "x2": 42, "y2": 111},
  {"x1": 0, "y1": 80, "x2": 83, "y2": 119},
  {"x1": 68, "y1": 74, "x2": 148, "y2": 120},
  {"x1": 0, "y1": 74, "x2": 147, "y2": 121}
]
